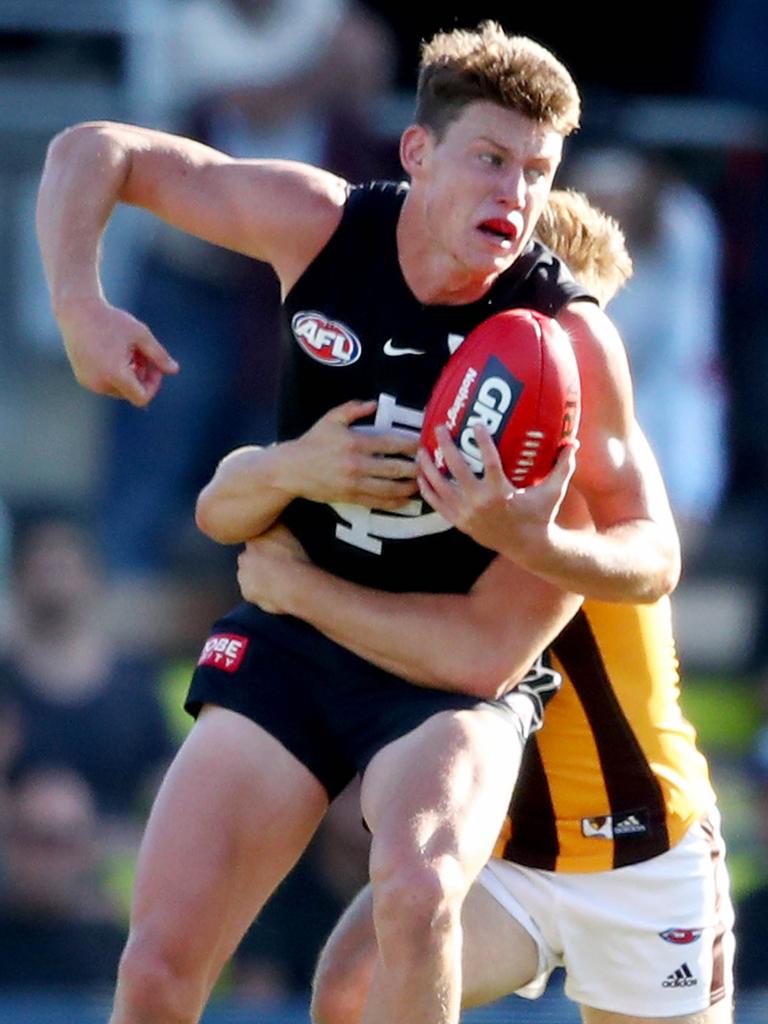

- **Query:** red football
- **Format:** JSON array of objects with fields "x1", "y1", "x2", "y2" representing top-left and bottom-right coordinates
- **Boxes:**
[{"x1": 421, "y1": 309, "x2": 580, "y2": 487}]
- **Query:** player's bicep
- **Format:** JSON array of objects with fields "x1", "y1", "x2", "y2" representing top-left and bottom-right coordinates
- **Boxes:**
[
  {"x1": 559, "y1": 301, "x2": 674, "y2": 530},
  {"x1": 576, "y1": 421, "x2": 677, "y2": 534},
  {"x1": 117, "y1": 125, "x2": 347, "y2": 272}
]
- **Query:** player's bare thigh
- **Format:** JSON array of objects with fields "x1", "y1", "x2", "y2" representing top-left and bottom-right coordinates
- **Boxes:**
[
  {"x1": 581, "y1": 1000, "x2": 734, "y2": 1024},
  {"x1": 123, "y1": 706, "x2": 328, "y2": 985},
  {"x1": 461, "y1": 881, "x2": 539, "y2": 1005}
]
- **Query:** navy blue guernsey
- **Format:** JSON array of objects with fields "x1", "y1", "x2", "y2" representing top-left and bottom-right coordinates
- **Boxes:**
[{"x1": 278, "y1": 181, "x2": 594, "y2": 594}]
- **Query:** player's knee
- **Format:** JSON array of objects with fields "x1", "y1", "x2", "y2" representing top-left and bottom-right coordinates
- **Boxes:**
[
  {"x1": 371, "y1": 853, "x2": 466, "y2": 945},
  {"x1": 116, "y1": 930, "x2": 201, "y2": 1024}
]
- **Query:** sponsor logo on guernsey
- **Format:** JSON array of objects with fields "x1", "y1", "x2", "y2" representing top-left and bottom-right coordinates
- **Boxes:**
[
  {"x1": 662, "y1": 963, "x2": 697, "y2": 988},
  {"x1": 581, "y1": 815, "x2": 614, "y2": 839},
  {"x1": 612, "y1": 811, "x2": 649, "y2": 836},
  {"x1": 659, "y1": 928, "x2": 703, "y2": 945},
  {"x1": 581, "y1": 809, "x2": 649, "y2": 840},
  {"x1": 292, "y1": 311, "x2": 361, "y2": 366},
  {"x1": 198, "y1": 633, "x2": 249, "y2": 672},
  {"x1": 383, "y1": 338, "x2": 425, "y2": 357}
]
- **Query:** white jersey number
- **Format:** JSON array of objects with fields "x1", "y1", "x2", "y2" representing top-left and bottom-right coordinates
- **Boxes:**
[{"x1": 331, "y1": 393, "x2": 450, "y2": 554}]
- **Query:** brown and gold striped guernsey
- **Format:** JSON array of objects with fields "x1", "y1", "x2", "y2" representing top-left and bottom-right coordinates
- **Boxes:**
[{"x1": 495, "y1": 598, "x2": 715, "y2": 872}]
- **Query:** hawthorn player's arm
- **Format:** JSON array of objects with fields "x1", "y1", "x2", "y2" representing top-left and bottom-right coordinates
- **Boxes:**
[
  {"x1": 236, "y1": 526, "x2": 582, "y2": 697},
  {"x1": 419, "y1": 300, "x2": 680, "y2": 604},
  {"x1": 36, "y1": 120, "x2": 347, "y2": 405},
  {"x1": 539, "y1": 299, "x2": 680, "y2": 601},
  {"x1": 196, "y1": 401, "x2": 420, "y2": 543}
]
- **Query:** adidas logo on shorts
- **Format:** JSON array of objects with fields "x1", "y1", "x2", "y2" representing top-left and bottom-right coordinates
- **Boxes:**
[{"x1": 662, "y1": 963, "x2": 697, "y2": 988}]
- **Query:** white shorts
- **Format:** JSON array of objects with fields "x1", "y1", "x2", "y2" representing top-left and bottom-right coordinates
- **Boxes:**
[{"x1": 477, "y1": 812, "x2": 735, "y2": 1017}]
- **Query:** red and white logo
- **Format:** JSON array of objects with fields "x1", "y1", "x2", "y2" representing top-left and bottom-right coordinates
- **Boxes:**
[
  {"x1": 197, "y1": 633, "x2": 249, "y2": 672},
  {"x1": 292, "y1": 311, "x2": 361, "y2": 366},
  {"x1": 659, "y1": 928, "x2": 703, "y2": 945}
]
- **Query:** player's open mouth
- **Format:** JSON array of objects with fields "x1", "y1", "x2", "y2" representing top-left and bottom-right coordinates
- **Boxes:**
[{"x1": 478, "y1": 218, "x2": 520, "y2": 246}]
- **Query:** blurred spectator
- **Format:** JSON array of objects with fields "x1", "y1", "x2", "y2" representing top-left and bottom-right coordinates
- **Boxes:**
[
  {"x1": 230, "y1": 779, "x2": 370, "y2": 1000},
  {"x1": 98, "y1": 0, "x2": 398, "y2": 584},
  {"x1": 0, "y1": 767, "x2": 126, "y2": 990},
  {"x1": 561, "y1": 145, "x2": 728, "y2": 556},
  {"x1": 0, "y1": 497, "x2": 11, "y2": 621},
  {"x1": 0, "y1": 510, "x2": 176, "y2": 849},
  {"x1": 699, "y1": 0, "x2": 768, "y2": 673}
]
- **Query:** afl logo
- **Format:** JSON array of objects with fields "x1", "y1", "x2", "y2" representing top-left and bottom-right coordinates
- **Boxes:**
[
  {"x1": 659, "y1": 928, "x2": 703, "y2": 945},
  {"x1": 292, "y1": 311, "x2": 361, "y2": 366}
]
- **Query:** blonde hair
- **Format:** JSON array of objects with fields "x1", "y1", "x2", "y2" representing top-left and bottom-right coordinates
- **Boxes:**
[
  {"x1": 536, "y1": 189, "x2": 633, "y2": 306},
  {"x1": 416, "y1": 21, "x2": 580, "y2": 139}
]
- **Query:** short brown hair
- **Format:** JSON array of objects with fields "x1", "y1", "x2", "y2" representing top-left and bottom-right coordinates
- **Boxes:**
[
  {"x1": 535, "y1": 189, "x2": 633, "y2": 307},
  {"x1": 416, "y1": 21, "x2": 580, "y2": 139}
]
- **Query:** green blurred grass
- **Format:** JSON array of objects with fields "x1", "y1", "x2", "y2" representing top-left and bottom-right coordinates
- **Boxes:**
[{"x1": 681, "y1": 673, "x2": 761, "y2": 754}]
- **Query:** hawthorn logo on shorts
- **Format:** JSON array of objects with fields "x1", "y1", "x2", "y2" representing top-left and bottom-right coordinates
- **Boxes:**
[
  {"x1": 198, "y1": 633, "x2": 249, "y2": 672},
  {"x1": 659, "y1": 928, "x2": 703, "y2": 945},
  {"x1": 292, "y1": 311, "x2": 361, "y2": 366}
]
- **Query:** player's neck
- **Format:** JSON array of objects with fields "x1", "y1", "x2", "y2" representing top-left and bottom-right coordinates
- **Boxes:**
[{"x1": 396, "y1": 194, "x2": 500, "y2": 306}]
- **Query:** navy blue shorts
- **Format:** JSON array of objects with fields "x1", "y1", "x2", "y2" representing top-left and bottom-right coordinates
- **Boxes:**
[{"x1": 186, "y1": 602, "x2": 520, "y2": 798}]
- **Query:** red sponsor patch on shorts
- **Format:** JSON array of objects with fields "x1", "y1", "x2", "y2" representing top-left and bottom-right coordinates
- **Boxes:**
[{"x1": 197, "y1": 633, "x2": 249, "y2": 672}]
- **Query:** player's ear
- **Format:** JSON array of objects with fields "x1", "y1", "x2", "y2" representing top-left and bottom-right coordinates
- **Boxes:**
[{"x1": 400, "y1": 124, "x2": 431, "y2": 179}]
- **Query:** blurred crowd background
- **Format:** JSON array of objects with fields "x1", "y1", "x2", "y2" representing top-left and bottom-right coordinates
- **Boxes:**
[{"x1": 0, "y1": 1, "x2": 767, "y2": 1020}]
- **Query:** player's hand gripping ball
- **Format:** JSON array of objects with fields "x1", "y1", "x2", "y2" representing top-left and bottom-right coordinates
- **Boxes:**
[{"x1": 421, "y1": 309, "x2": 580, "y2": 487}]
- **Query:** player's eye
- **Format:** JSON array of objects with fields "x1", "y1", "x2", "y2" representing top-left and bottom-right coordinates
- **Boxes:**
[
  {"x1": 479, "y1": 152, "x2": 504, "y2": 167},
  {"x1": 524, "y1": 166, "x2": 548, "y2": 184}
]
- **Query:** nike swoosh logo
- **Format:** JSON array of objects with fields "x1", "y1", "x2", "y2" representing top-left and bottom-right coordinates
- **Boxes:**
[{"x1": 383, "y1": 339, "x2": 425, "y2": 357}]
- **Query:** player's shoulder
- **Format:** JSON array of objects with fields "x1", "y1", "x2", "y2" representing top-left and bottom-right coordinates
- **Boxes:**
[
  {"x1": 342, "y1": 179, "x2": 409, "y2": 225},
  {"x1": 265, "y1": 160, "x2": 350, "y2": 220},
  {"x1": 252, "y1": 161, "x2": 351, "y2": 287},
  {"x1": 295, "y1": 178, "x2": 406, "y2": 268},
  {"x1": 556, "y1": 299, "x2": 629, "y2": 376}
]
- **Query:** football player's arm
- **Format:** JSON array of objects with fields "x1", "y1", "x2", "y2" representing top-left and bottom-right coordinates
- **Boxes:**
[
  {"x1": 36, "y1": 120, "x2": 346, "y2": 406},
  {"x1": 195, "y1": 402, "x2": 420, "y2": 544},
  {"x1": 419, "y1": 300, "x2": 680, "y2": 604},
  {"x1": 236, "y1": 526, "x2": 581, "y2": 697}
]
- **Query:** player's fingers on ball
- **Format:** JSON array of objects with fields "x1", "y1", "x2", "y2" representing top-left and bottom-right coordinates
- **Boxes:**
[
  {"x1": 551, "y1": 444, "x2": 578, "y2": 486},
  {"x1": 416, "y1": 473, "x2": 440, "y2": 509},
  {"x1": 435, "y1": 427, "x2": 475, "y2": 487},
  {"x1": 416, "y1": 447, "x2": 445, "y2": 488},
  {"x1": 417, "y1": 474, "x2": 455, "y2": 520},
  {"x1": 417, "y1": 447, "x2": 459, "y2": 500},
  {"x1": 416, "y1": 457, "x2": 457, "y2": 510},
  {"x1": 473, "y1": 425, "x2": 507, "y2": 485}
]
